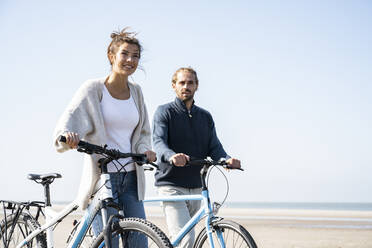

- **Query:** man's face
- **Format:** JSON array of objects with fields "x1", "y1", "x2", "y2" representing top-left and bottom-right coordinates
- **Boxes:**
[{"x1": 172, "y1": 71, "x2": 198, "y2": 102}]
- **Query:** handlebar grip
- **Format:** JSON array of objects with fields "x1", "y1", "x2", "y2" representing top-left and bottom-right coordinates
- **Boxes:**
[
  {"x1": 59, "y1": 136, "x2": 67, "y2": 143},
  {"x1": 59, "y1": 135, "x2": 89, "y2": 147}
]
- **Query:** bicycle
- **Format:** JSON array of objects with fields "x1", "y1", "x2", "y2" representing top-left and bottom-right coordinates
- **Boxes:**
[
  {"x1": 143, "y1": 158, "x2": 258, "y2": 248},
  {"x1": 0, "y1": 136, "x2": 172, "y2": 248}
]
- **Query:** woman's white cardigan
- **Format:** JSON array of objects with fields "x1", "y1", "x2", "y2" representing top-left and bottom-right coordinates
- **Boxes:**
[{"x1": 53, "y1": 78, "x2": 152, "y2": 210}]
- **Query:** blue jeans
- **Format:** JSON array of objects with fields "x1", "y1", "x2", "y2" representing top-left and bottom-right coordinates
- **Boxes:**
[{"x1": 92, "y1": 171, "x2": 147, "y2": 247}]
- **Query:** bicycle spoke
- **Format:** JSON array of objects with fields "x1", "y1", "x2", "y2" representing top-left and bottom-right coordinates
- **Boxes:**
[
  {"x1": 0, "y1": 212, "x2": 47, "y2": 248},
  {"x1": 90, "y1": 218, "x2": 172, "y2": 248},
  {"x1": 194, "y1": 220, "x2": 257, "y2": 248}
]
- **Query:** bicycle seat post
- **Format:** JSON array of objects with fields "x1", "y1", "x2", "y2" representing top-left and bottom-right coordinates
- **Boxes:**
[
  {"x1": 28, "y1": 173, "x2": 62, "y2": 207},
  {"x1": 43, "y1": 182, "x2": 52, "y2": 207}
]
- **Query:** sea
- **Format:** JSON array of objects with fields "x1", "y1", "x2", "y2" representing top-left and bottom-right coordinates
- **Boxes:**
[
  {"x1": 142, "y1": 201, "x2": 372, "y2": 211},
  {"x1": 223, "y1": 201, "x2": 372, "y2": 211},
  {"x1": 220, "y1": 202, "x2": 372, "y2": 230}
]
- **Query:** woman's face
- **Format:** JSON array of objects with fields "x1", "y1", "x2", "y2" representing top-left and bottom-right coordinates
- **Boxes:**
[{"x1": 110, "y1": 42, "x2": 140, "y2": 76}]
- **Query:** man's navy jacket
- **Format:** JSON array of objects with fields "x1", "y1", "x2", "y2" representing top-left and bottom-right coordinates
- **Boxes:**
[{"x1": 152, "y1": 97, "x2": 228, "y2": 188}]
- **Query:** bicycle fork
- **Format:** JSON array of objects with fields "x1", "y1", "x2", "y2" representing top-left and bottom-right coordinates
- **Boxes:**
[
  {"x1": 203, "y1": 190, "x2": 226, "y2": 248},
  {"x1": 93, "y1": 173, "x2": 121, "y2": 248},
  {"x1": 205, "y1": 218, "x2": 227, "y2": 248}
]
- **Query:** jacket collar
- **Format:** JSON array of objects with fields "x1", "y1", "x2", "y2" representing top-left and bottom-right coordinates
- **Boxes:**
[{"x1": 174, "y1": 97, "x2": 195, "y2": 113}]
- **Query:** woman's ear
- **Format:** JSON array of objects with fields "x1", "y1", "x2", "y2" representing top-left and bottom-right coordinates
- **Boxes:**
[{"x1": 108, "y1": 52, "x2": 115, "y2": 65}]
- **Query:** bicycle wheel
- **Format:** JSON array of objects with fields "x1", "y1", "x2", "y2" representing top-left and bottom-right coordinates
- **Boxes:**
[
  {"x1": 193, "y1": 219, "x2": 257, "y2": 248},
  {"x1": 0, "y1": 213, "x2": 47, "y2": 248},
  {"x1": 90, "y1": 217, "x2": 172, "y2": 248},
  {"x1": 66, "y1": 219, "x2": 95, "y2": 248}
]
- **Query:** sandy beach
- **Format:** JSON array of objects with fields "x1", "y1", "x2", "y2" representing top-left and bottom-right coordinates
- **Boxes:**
[{"x1": 9, "y1": 205, "x2": 369, "y2": 248}]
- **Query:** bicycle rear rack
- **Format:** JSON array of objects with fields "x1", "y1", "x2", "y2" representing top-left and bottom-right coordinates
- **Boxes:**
[{"x1": 0, "y1": 200, "x2": 45, "y2": 247}]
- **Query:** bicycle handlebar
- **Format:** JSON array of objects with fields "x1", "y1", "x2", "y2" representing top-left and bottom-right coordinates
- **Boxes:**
[
  {"x1": 59, "y1": 136, "x2": 158, "y2": 168},
  {"x1": 187, "y1": 157, "x2": 244, "y2": 171}
]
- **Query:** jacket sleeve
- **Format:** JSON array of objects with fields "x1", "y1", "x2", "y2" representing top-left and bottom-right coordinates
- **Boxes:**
[
  {"x1": 53, "y1": 80, "x2": 95, "y2": 152},
  {"x1": 207, "y1": 115, "x2": 229, "y2": 160},
  {"x1": 152, "y1": 106, "x2": 176, "y2": 162}
]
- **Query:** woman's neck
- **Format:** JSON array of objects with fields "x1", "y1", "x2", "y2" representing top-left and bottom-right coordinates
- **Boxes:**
[
  {"x1": 107, "y1": 72, "x2": 129, "y2": 89},
  {"x1": 105, "y1": 73, "x2": 130, "y2": 100}
]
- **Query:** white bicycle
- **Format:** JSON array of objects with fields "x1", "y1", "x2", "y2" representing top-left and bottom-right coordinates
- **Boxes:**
[{"x1": 0, "y1": 137, "x2": 172, "y2": 248}]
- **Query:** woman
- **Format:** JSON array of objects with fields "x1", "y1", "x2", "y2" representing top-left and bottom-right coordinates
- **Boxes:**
[{"x1": 53, "y1": 28, "x2": 156, "y2": 241}]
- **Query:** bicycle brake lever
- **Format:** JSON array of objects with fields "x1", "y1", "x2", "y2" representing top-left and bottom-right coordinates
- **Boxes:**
[
  {"x1": 77, "y1": 147, "x2": 93, "y2": 154},
  {"x1": 224, "y1": 165, "x2": 244, "y2": 171},
  {"x1": 137, "y1": 160, "x2": 159, "y2": 170},
  {"x1": 143, "y1": 166, "x2": 154, "y2": 171}
]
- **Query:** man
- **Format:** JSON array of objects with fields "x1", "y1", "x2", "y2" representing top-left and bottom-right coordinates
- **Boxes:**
[{"x1": 152, "y1": 67, "x2": 241, "y2": 248}]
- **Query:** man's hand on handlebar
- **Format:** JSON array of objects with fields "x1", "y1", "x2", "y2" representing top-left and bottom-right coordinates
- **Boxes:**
[
  {"x1": 170, "y1": 153, "x2": 190, "y2": 167},
  {"x1": 226, "y1": 158, "x2": 241, "y2": 169}
]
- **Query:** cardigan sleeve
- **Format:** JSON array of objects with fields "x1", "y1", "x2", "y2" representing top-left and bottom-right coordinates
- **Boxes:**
[
  {"x1": 53, "y1": 80, "x2": 97, "y2": 152},
  {"x1": 132, "y1": 84, "x2": 152, "y2": 154}
]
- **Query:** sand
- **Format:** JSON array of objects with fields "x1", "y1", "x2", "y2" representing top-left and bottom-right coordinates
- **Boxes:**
[
  {"x1": 147, "y1": 207, "x2": 372, "y2": 248},
  {"x1": 2, "y1": 205, "x2": 372, "y2": 247}
]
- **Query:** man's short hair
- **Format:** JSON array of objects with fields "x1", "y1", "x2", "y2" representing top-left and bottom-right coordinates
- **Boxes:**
[{"x1": 172, "y1": 67, "x2": 199, "y2": 84}]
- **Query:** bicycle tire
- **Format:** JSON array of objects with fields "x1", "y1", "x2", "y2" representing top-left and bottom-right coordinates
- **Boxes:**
[
  {"x1": 193, "y1": 219, "x2": 257, "y2": 248},
  {"x1": 90, "y1": 217, "x2": 172, "y2": 248},
  {"x1": 0, "y1": 212, "x2": 47, "y2": 248}
]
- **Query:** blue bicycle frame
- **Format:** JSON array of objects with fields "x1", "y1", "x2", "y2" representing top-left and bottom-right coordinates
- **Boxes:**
[{"x1": 144, "y1": 189, "x2": 226, "y2": 248}]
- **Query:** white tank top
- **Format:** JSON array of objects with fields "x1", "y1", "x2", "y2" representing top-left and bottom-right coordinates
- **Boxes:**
[{"x1": 101, "y1": 85, "x2": 139, "y2": 172}]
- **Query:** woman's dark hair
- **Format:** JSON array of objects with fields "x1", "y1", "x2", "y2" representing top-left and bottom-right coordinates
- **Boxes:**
[{"x1": 107, "y1": 27, "x2": 142, "y2": 65}]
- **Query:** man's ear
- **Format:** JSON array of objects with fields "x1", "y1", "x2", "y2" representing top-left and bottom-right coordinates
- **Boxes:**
[{"x1": 172, "y1": 83, "x2": 176, "y2": 90}]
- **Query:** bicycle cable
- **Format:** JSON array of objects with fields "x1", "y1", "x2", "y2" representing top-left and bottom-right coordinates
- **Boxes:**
[
  {"x1": 90, "y1": 153, "x2": 118, "y2": 196},
  {"x1": 91, "y1": 153, "x2": 134, "y2": 203},
  {"x1": 206, "y1": 164, "x2": 230, "y2": 208}
]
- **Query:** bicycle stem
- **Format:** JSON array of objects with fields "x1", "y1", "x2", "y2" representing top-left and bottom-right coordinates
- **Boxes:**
[{"x1": 200, "y1": 164, "x2": 210, "y2": 191}]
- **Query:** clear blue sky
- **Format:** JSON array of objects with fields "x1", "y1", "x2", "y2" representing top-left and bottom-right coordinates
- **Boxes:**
[{"x1": 0, "y1": 0, "x2": 371, "y2": 203}]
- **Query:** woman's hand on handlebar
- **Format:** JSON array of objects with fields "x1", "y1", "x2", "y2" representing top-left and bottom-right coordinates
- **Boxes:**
[
  {"x1": 226, "y1": 158, "x2": 241, "y2": 169},
  {"x1": 63, "y1": 132, "x2": 80, "y2": 149},
  {"x1": 144, "y1": 150, "x2": 157, "y2": 163}
]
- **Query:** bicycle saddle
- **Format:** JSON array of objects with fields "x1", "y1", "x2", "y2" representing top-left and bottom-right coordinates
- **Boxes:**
[{"x1": 27, "y1": 173, "x2": 62, "y2": 182}]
